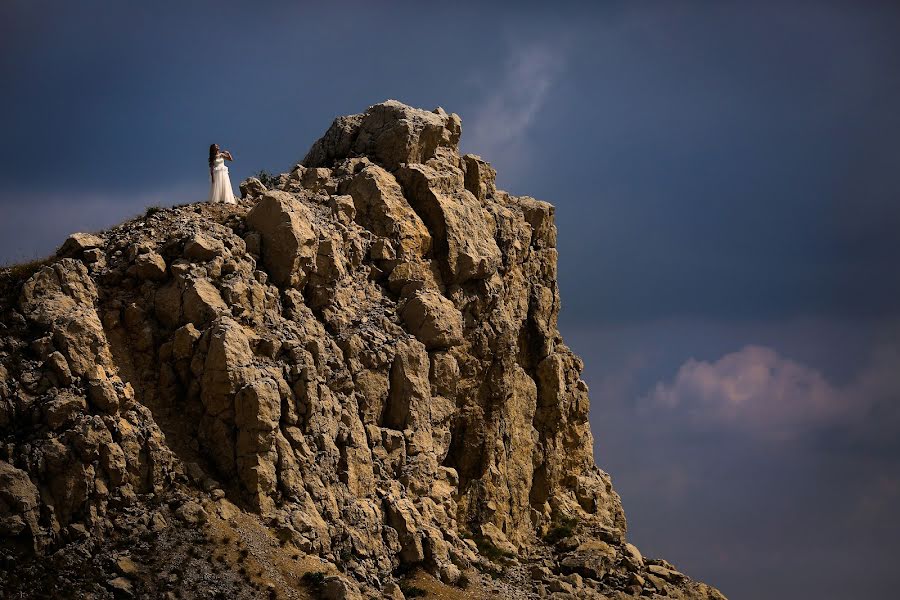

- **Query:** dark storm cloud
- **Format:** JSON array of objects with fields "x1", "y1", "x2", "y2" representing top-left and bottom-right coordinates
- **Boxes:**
[{"x1": 3, "y1": 2, "x2": 899, "y2": 321}]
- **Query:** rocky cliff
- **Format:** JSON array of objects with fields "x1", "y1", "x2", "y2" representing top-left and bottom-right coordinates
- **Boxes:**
[{"x1": 0, "y1": 101, "x2": 726, "y2": 600}]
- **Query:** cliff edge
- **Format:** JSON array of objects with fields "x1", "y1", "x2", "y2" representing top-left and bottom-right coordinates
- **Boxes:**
[{"x1": 0, "y1": 101, "x2": 726, "y2": 600}]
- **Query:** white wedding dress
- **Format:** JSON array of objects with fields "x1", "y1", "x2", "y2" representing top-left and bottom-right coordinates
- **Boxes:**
[{"x1": 208, "y1": 155, "x2": 236, "y2": 204}]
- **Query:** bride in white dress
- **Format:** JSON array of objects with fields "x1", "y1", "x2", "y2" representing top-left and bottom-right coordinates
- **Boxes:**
[{"x1": 208, "y1": 143, "x2": 236, "y2": 204}]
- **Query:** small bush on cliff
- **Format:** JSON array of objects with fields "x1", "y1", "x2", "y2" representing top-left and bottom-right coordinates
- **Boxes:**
[
  {"x1": 254, "y1": 170, "x2": 280, "y2": 188},
  {"x1": 456, "y1": 573, "x2": 470, "y2": 589},
  {"x1": 543, "y1": 515, "x2": 579, "y2": 545},
  {"x1": 472, "y1": 535, "x2": 514, "y2": 562},
  {"x1": 400, "y1": 582, "x2": 427, "y2": 597},
  {"x1": 300, "y1": 571, "x2": 326, "y2": 594}
]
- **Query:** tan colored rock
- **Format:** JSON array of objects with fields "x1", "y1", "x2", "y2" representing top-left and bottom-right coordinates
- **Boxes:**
[
  {"x1": 240, "y1": 176, "x2": 267, "y2": 198},
  {"x1": 400, "y1": 290, "x2": 463, "y2": 350},
  {"x1": 174, "y1": 500, "x2": 207, "y2": 525},
  {"x1": 321, "y1": 575, "x2": 363, "y2": 600},
  {"x1": 0, "y1": 100, "x2": 726, "y2": 600},
  {"x1": 329, "y1": 194, "x2": 356, "y2": 224},
  {"x1": 44, "y1": 392, "x2": 86, "y2": 430},
  {"x1": 462, "y1": 154, "x2": 497, "y2": 201},
  {"x1": 154, "y1": 281, "x2": 183, "y2": 328},
  {"x1": 246, "y1": 190, "x2": 318, "y2": 287},
  {"x1": 346, "y1": 165, "x2": 431, "y2": 258},
  {"x1": 106, "y1": 577, "x2": 133, "y2": 597},
  {"x1": 19, "y1": 259, "x2": 98, "y2": 327},
  {"x1": 0, "y1": 461, "x2": 41, "y2": 543},
  {"x1": 172, "y1": 323, "x2": 200, "y2": 361},
  {"x1": 115, "y1": 556, "x2": 140, "y2": 576},
  {"x1": 133, "y1": 251, "x2": 167, "y2": 280},
  {"x1": 515, "y1": 196, "x2": 557, "y2": 249},
  {"x1": 624, "y1": 542, "x2": 644, "y2": 567},
  {"x1": 385, "y1": 494, "x2": 424, "y2": 563},
  {"x1": 397, "y1": 162, "x2": 501, "y2": 283},
  {"x1": 304, "y1": 100, "x2": 461, "y2": 170},
  {"x1": 58, "y1": 232, "x2": 103, "y2": 257},
  {"x1": 384, "y1": 340, "x2": 431, "y2": 431},
  {"x1": 201, "y1": 317, "x2": 254, "y2": 416},
  {"x1": 387, "y1": 260, "x2": 441, "y2": 296},
  {"x1": 235, "y1": 378, "x2": 281, "y2": 430},
  {"x1": 182, "y1": 278, "x2": 228, "y2": 325},
  {"x1": 184, "y1": 232, "x2": 225, "y2": 262},
  {"x1": 480, "y1": 522, "x2": 517, "y2": 556},
  {"x1": 44, "y1": 350, "x2": 72, "y2": 386},
  {"x1": 648, "y1": 563, "x2": 685, "y2": 582}
]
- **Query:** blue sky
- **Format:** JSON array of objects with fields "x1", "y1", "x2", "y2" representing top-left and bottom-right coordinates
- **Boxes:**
[{"x1": 3, "y1": 2, "x2": 899, "y2": 597}]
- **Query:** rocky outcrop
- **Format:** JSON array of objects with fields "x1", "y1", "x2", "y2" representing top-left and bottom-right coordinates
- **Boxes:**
[{"x1": 0, "y1": 100, "x2": 725, "y2": 600}]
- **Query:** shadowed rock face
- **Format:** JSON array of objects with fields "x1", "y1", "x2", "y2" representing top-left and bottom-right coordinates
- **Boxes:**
[{"x1": 0, "y1": 101, "x2": 726, "y2": 599}]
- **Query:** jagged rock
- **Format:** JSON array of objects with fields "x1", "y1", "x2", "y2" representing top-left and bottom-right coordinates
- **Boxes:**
[
  {"x1": 44, "y1": 350, "x2": 73, "y2": 386},
  {"x1": 184, "y1": 233, "x2": 224, "y2": 262},
  {"x1": 382, "y1": 582, "x2": 405, "y2": 599},
  {"x1": 0, "y1": 100, "x2": 724, "y2": 600},
  {"x1": 115, "y1": 556, "x2": 139, "y2": 576},
  {"x1": 58, "y1": 232, "x2": 103, "y2": 257},
  {"x1": 0, "y1": 461, "x2": 40, "y2": 542},
  {"x1": 240, "y1": 176, "x2": 267, "y2": 198},
  {"x1": 304, "y1": 99, "x2": 461, "y2": 170},
  {"x1": 399, "y1": 289, "x2": 463, "y2": 349},
  {"x1": 462, "y1": 154, "x2": 497, "y2": 201},
  {"x1": 321, "y1": 575, "x2": 363, "y2": 600},
  {"x1": 107, "y1": 576, "x2": 133, "y2": 597},
  {"x1": 624, "y1": 542, "x2": 644, "y2": 568},
  {"x1": 182, "y1": 278, "x2": 228, "y2": 325},
  {"x1": 86, "y1": 367, "x2": 120, "y2": 413},
  {"x1": 246, "y1": 190, "x2": 318, "y2": 287},
  {"x1": 44, "y1": 391, "x2": 86, "y2": 429},
  {"x1": 174, "y1": 500, "x2": 207, "y2": 525},
  {"x1": 480, "y1": 522, "x2": 517, "y2": 555},
  {"x1": 133, "y1": 251, "x2": 167, "y2": 280},
  {"x1": 397, "y1": 162, "x2": 501, "y2": 283},
  {"x1": 649, "y1": 563, "x2": 686, "y2": 582},
  {"x1": 345, "y1": 165, "x2": 431, "y2": 259}
]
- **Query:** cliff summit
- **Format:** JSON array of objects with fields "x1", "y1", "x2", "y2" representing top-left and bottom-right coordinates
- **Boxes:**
[{"x1": 0, "y1": 101, "x2": 725, "y2": 600}]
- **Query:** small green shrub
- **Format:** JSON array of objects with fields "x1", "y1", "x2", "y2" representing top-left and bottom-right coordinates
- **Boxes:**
[
  {"x1": 254, "y1": 170, "x2": 280, "y2": 188},
  {"x1": 473, "y1": 535, "x2": 514, "y2": 562},
  {"x1": 543, "y1": 515, "x2": 578, "y2": 545},
  {"x1": 456, "y1": 573, "x2": 470, "y2": 589},
  {"x1": 300, "y1": 571, "x2": 326, "y2": 593},
  {"x1": 145, "y1": 205, "x2": 163, "y2": 217},
  {"x1": 399, "y1": 582, "x2": 427, "y2": 597}
]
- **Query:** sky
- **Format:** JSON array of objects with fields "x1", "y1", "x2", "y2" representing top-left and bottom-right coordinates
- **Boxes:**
[{"x1": 2, "y1": 1, "x2": 899, "y2": 597}]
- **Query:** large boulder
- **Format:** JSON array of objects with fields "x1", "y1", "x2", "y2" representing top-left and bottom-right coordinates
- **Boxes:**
[
  {"x1": 246, "y1": 191, "x2": 318, "y2": 288},
  {"x1": 0, "y1": 461, "x2": 41, "y2": 546},
  {"x1": 400, "y1": 290, "x2": 463, "y2": 350},
  {"x1": 57, "y1": 232, "x2": 103, "y2": 258},
  {"x1": 303, "y1": 100, "x2": 461, "y2": 170},
  {"x1": 397, "y1": 162, "x2": 501, "y2": 283},
  {"x1": 345, "y1": 165, "x2": 431, "y2": 259}
]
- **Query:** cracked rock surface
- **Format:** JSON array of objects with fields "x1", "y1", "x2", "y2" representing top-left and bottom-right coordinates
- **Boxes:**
[{"x1": 0, "y1": 100, "x2": 726, "y2": 599}]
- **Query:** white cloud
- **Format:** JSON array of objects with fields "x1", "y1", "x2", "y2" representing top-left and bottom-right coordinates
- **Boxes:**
[
  {"x1": 644, "y1": 344, "x2": 900, "y2": 439},
  {"x1": 463, "y1": 40, "x2": 568, "y2": 168}
]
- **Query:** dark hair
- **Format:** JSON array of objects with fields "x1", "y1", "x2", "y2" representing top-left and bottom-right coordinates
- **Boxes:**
[{"x1": 209, "y1": 144, "x2": 218, "y2": 168}]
